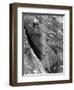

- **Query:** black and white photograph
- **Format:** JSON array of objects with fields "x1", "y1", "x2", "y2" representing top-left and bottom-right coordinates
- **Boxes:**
[{"x1": 22, "y1": 14, "x2": 64, "y2": 76}]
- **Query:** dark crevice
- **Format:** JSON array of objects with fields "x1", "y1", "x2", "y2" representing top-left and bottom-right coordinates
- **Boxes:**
[{"x1": 24, "y1": 26, "x2": 42, "y2": 60}]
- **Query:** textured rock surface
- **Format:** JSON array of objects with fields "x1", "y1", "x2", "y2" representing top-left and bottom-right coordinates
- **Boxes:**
[{"x1": 23, "y1": 15, "x2": 63, "y2": 75}]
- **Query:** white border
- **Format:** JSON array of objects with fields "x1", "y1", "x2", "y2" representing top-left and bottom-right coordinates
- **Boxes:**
[{"x1": 17, "y1": 7, "x2": 70, "y2": 82}]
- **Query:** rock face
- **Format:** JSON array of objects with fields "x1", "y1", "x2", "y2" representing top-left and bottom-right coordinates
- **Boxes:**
[
  {"x1": 24, "y1": 28, "x2": 46, "y2": 74},
  {"x1": 23, "y1": 15, "x2": 63, "y2": 75}
]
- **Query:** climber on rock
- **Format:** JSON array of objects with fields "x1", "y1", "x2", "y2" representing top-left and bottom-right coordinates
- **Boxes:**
[{"x1": 33, "y1": 17, "x2": 39, "y2": 31}]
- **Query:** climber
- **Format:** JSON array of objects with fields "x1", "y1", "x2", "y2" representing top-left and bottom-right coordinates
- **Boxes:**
[{"x1": 33, "y1": 17, "x2": 39, "y2": 31}]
